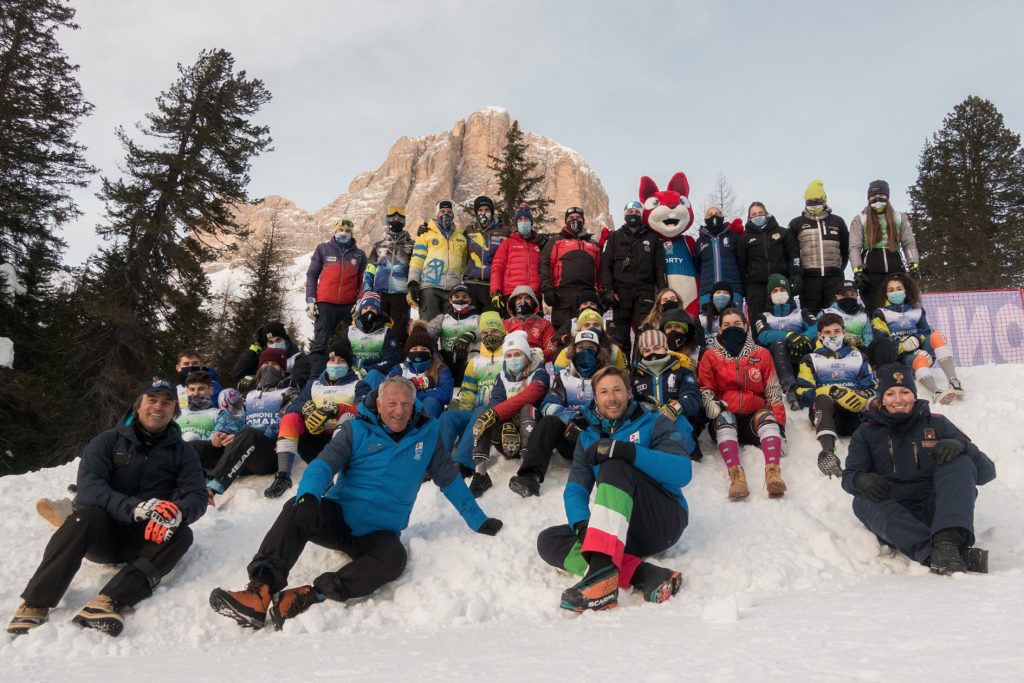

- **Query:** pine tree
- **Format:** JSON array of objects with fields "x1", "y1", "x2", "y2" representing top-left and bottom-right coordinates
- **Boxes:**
[
  {"x1": 54, "y1": 48, "x2": 272, "y2": 464},
  {"x1": 909, "y1": 96, "x2": 1024, "y2": 290},
  {"x1": 485, "y1": 120, "x2": 552, "y2": 227}
]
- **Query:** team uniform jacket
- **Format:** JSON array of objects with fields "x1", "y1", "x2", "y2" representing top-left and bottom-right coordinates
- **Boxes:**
[
  {"x1": 694, "y1": 224, "x2": 744, "y2": 300},
  {"x1": 464, "y1": 219, "x2": 509, "y2": 283},
  {"x1": 504, "y1": 316, "x2": 557, "y2": 363},
  {"x1": 630, "y1": 353, "x2": 701, "y2": 418},
  {"x1": 347, "y1": 320, "x2": 400, "y2": 375},
  {"x1": 176, "y1": 407, "x2": 220, "y2": 442},
  {"x1": 363, "y1": 230, "x2": 415, "y2": 294},
  {"x1": 564, "y1": 403, "x2": 692, "y2": 527},
  {"x1": 426, "y1": 310, "x2": 480, "y2": 357},
  {"x1": 542, "y1": 362, "x2": 598, "y2": 424},
  {"x1": 794, "y1": 343, "x2": 876, "y2": 409},
  {"x1": 306, "y1": 238, "x2": 367, "y2": 305},
  {"x1": 737, "y1": 216, "x2": 797, "y2": 289},
  {"x1": 600, "y1": 225, "x2": 667, "y2": 293},
  {"x1": 540, "y1": 228, "x2": 602, "y2": 292},
  {"x1": 698, "y1": 333, "x2": 787, "y2": 426},
  {"x1": 754, "y1": 303, "x2": 818, "y2": 346},
  {"x1": 553, "y1": 344, "x2": 627, "y2": 373},
  {"x1": 661, "y1": 233, "x2": 700, "y2": 315},
  {"x1": 819, "y1": 302, "x2": 874, "y2": 346},
  {"x1": 244, "y1": 381, "x2": 297, "y2": 439},
  {"x1": 408, "y1": 219, "x2": 468, "y2": 290},
  {"x1": 870, "y1": 303, "x2": 930, "y2": 345},
  {"x1": 295, "y1": 398, "x2": 488, "y2": 537},
  {"x1": 490, "y1": 230, "x2": 543, "y2": 297},
  {"x1": 486, "y1": 361, "x2": 550, "y2": 421},
  {"x1": 284, "y1": 370, "x2": 362, "y2": 432},
  {"x1": 786, "y1": 210, "x2": 849, "y2": 276},
  {"x1": 459, "y1": 348, "x2": 505, "y2": 410}
]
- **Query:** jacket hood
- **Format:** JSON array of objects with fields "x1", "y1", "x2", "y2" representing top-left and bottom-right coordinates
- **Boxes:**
[{"x1": 508, "y1": 284, "x2": 540, "y2": 313}]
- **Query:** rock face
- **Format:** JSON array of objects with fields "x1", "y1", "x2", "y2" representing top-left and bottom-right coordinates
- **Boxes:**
[{"x1": 212, "y1": 107, "x2": 610, "y2": 271}]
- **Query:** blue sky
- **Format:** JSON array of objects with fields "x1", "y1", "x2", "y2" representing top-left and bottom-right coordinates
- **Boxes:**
[{"x1": 59, "y1": 0, "x2": 1024, "y2": 262}]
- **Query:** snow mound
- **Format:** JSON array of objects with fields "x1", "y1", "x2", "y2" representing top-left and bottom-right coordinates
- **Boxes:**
[
  {"x1": 2, "y1": 365, "x2": 1024, "y2": 679},
  {"x1": 0, "y1": 337, "x2": 12, "y2": 369}
]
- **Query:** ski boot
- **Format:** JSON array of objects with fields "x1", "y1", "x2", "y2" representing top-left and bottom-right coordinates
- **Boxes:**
[
  {"x1": 268, "y1": 585, "x2": 322, "y2": 630},
  {"x1": 72, "y1": 594, "x2": 124, "y2": 637},
  {"x1": 560, "y1": 564, "x2": 619, "y2": 613},
  {"x1": 210, "y1": 580, "x2": 272, "y2": 628},
  {"x1": 264, "y1": 472, "x2": 292, "y2": 498}
]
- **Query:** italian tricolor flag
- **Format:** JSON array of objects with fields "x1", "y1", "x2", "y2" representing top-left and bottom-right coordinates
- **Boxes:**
[{"x1": 580, "y1": 482, "x2": 642, "y2": 587}]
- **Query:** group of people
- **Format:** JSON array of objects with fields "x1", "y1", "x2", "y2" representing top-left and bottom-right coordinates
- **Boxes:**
[{"x1": 7, "y1": 181, "x2": 996, "y2": 638}]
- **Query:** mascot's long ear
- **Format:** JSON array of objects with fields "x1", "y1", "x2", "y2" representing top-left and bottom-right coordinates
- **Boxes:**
[
  {"x1": 667, "y1": 172, "x2": 690, "y2": 197},
  {"x1": 639, "y1": 176, "x2": 659, "y2": 201}
]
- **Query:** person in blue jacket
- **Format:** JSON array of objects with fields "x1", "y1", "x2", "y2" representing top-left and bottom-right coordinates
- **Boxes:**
[
  {"x1": 387, "y1": 322, "x2": 453, "y2": 419},
  {"x1": 210, "y1": 376, "x2": 503, "y2": 630},
  {"x1": 753, "y1": 273, "x2": 817, "y2": 405},
  {"x1": 630, "y1": 329, "x2": 699, "y2": 456},
  {"x1": 842, "y1": 364, "x2": 995, "y2": 575},
  {"x1": 694, "y1": 206, "x2": 744, "y2": 307},
  {"x1": 536, "y1": 367, "x2": 691, "y2": 612}
]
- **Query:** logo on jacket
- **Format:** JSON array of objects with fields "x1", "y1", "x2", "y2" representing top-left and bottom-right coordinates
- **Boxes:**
[
  {"x1": 414, "y1": 442, "x2": 423, "y2": 460},
  {"x1": 432, "y1": 239, "x2": 439, "y2": 246},
  {"x1": 326, "y1": 256, "x2": 337, "y2": 262},
  {"x1": 667, "y1": 375, "x2": 677, "y2": 390},
  {"x1": 629, "y1": 432, "x2": 640, "y2": 443},
  {"x1": 748, "y1": 368, "x2": 762, "y2": 382}
]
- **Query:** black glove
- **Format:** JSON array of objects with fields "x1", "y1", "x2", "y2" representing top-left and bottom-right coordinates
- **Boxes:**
[
  {"x1": 236, "y1": 375, "x2": 256, "y2": 394},
  {"x1": 451, "y1": 331, "x2": 476, "y2": 357},
  {"x1": 585, "y1": 438, "x2": 637, "y2": 466},
  {"x1": 790, "y1": 272, "x2": 803, "y2": 297},
  {"x1": 543, "y1": 289, "x2": 559, "y2": 309},
  {"x1": 293, "y1": 494, "x2": 321, "y2": 536},
  {"x1": 477, "y1": 518, "x2": 503, "y2": 536},
  {"x1": 853, "y1": 268, "x2": 868, "y2": 291},
  {"x1": 786, "y1": 332, "x2": 813, "y2": 358},
  {"x1": 407, "y1": 280, "x2": 422, "y2": 306},
  {"x1": 854, "y1": 472, "x2": 891, "y2": 503},
  {"x1": 930, "y1": 438, "x2": 965, "y2": 465},
  {"x1": 416, "y1": 221, "x2": 430, "y2": 237},
  {"x1": 564, "y1": 417, "x2": 587, "y2": 443},
  {"x1": 908, "y1": 262, "x2": 921, "y2": 280},
  {"x1": 601, "y1": 291, "x2": 617, "y2": 310},
  {"x1": 490, "y1": 291, "x2": 505, "y2": 313},
  {"x1": 573, "y1": 520, "x2": 588, "y2": 544}
]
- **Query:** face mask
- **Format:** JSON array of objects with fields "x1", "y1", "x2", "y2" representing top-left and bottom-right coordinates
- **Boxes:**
[
  {"x1": 836, "y1": 297, "x2": 860, "y2": 314},
  {"x1": 187, "y1": 395, "x2": 212, "y2": 411},
  {"x1": 388, "y1": 220, "x2": 405, "y2": 232},
  {"x1": 706, "y1": 215, "x2": 724, "y2": 228},
  {"x1": 771, "y1": 292, "x2": 789, "y2": 306},
  {"x1": 505, "y1": 356, "x2": 527, "y2": 374},
  {"x1": 661, "y1": 299, "x2": 680, "y2": 311},
  {"x1": 870, "y1": 201, "x2": 887, "y2": 213},
  {"x1": 439, "y1": 215, "x2": 454, "y2": 230},
  {"x1": 624, "y1": 214, "x2": 642, "y2": 229},
  {"x1": 477, "y1": 211, "x2": 492, "y2": 226},
  {"x1": 573, "y1": 348, "x2": 599, "y2": 376},
  {"x1": 325, "y1": 363, "x2": 349, "y2": 380},
  {"x1": 177, "y1": 366, "x2": 201, "y2": 385},
  {"x1": 805, "y1": 203, "x2": 826, "y2": 217},
  {"x1": 267, "y1": 341, "x2": 287, "y2": 351},
  {"x1": 515, "y1": 299, "x2": 537, "y2": 317},
  {"x1": 482, "y1": 334, "x2": 505, "y2": 352},
  {"x1": 567, "y1": 218, "x2": 585, "y2": 234},
  {"x1": 666, "y1": 330, "x2": 688, "y2": 352},
  {"x1": 517, "y1": 220, "x2": 532, "y2": 236},
  {"x1": 451, "y1": 301, "x2": 471, "y2": 314},
  {"x1": 335, "y1": 232, "x2": 352, "y2": 244},
  {"x1": 718, "y1": 326, "x2": 747, "y2": 356},
  {"x1": 359, "y1": 311, "x2": 380, "y2": 329},
  {"x1": 750, "y1": 216, "x2": 767, "y2": 228},
  {"x1": 887, "y1": 290, "x2": 906, "y2": 306},
  {"x1": 257, "y1": 365, "x2": 283, "y2": 389},
  {"x1": 642, "y1": 353, "x2": 675, "y2": 374},
  {"x1": 409, "y1": 360, "x2": 431, "y2": 374},
  {"x1": 407, "y1": 351, "x2": 431, "y2": 366},
  {"x1": 712, "y1": 294, "x2": 731, "y2": 311},
  {"x1": 822, "y1": 335, "x2": 844, "y2": 352}
]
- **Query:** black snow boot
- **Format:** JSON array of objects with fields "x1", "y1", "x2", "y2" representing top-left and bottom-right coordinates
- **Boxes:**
[
  {"x1": 469, "y1": 472, "x2": 492, "y2": 498},
  {"x1": 508, "y1": 474, "x2": 540, "y2": 498},
  {"x1": 930, "y1": 528, "x2": 967, "y2": 575},
  {"x1": 264, "y1": 472, "x2": 292, "y2": 499},
  {"x1": 963, "y1": 547, "x2": 989, "y2": 573},
  {"x1": 632, "y1": 562, "x2": 683, "y2": 604}
]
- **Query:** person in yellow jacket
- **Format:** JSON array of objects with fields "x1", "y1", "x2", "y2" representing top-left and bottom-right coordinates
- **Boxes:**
[
  {"x1": 553, "y1": 308, "x2": 627, "y2": 372},
  {"x1": 407, "y1": 199, "x2": 469, "y2": 321}
]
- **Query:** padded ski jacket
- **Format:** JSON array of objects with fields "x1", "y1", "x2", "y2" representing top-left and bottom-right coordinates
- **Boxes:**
[
  {"x1": 786, "y1": 210, "x2": 849, "y2": 276},
  {"x1": 600, "y1": 225, "x2": 667, "y2": 293},
  {"x1": 364, "y1": 230, "x2": 415, "y2": 294},
  {"x1": 694, "y1": 223, "x2": 745, "y2": 300},
  {"x1": 408, "y1": 219, "x2": 468, "y2": 290},
  {"x1": 737, "y1": 216, "x2": 797, "y2": 287},
  {"x1": 697, "y1": 332, "x2": 786, "y2": 426},
  {"x1": 540, "y1": 227, "x2": 602, "y2": 293},
  {"x1": 464, "y1": 219, "x2": 509, "y2": 283},
  {"x1": 306, "y1": 238, "x2": 366, "y2": 305},
  {"x1": 849, "y1": 210, "x2": 918, "y2": 272},
  {"x1": 490, "y1": 230, "x2": 543, "y2": 296}
]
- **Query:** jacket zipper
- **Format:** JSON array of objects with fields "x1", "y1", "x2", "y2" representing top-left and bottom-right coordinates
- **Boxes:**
[
  {"x1": 887, "y1": 434, "x2": 895, "y2": 472},
  {"x1": 817, "y1": 219, "x2": 826, "y2": 276}
]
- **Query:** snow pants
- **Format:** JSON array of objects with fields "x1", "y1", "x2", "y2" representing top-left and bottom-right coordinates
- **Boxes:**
[
  {"x1": 799, "y1": 273, "x2": 844, "y2": 316},
  {"x1": 380, "y1": 292, "x2": 411, "y2": 348},
  {"x1": 810, "y1": 395, "x2": 863, "y2": 439},
  {"x1": 464, "y1": 282, "x2": 493, "y2": 314},
  {"x1": 440, "y1": 407, "x2": 482, "y2": 470},
  {"x1": 204, "y1": 427, "x2": 278, "y2": 493},
  {"x1": 247, "y1": 497, "x2": 406, "y2": 602},
  {"x1": 551, "y1": 286, "x2": 595, "y2": 332},
  {"x1": 309, "y1": 302, "x2": 354, "y2": 378},
  {"x1": 518, "y1": 415, "x2": 578, "y2": 482},
  {"x1": 418, "y1": 287, "x2": 449, "y2": 323},
  {"x1": 21, "y1": 505, "x2": 193, "y2": 608},
  {"x1": 610, "y1": 286, "x2": 656, "y2": 358},
  {"x1": 852, "y1": 455, "x2": 979, "y2": 564},
  {"x1": 537, "y1": 460, "x2": 687, "y2": 587}
]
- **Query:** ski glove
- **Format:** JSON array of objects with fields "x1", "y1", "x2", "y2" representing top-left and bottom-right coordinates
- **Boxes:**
[
  {"x1": 134, "y1": 499, "x2": 181, "y2": 544},
  {"x1": 660, "y1": 400, "x2": 683, "y2": 421},
  {"x1": 490, "y1": 292, "x2": 505, "y2": 314},
  {"x1": 786, "y1": 332, "x2": 813, "y2": 358},
  {"x1": 930, "y1": 438, "x2": 965, "y2": 465},
  {"x1": 704, "y1": 397, "x2": 727, "y2": 420},
  {"x1": 301, "y1": 400, "x2": 335, "y2": 435},
  {"x1": 853, "y1": 268, "x2": 868, "y2": 290},
  {"x1": 450, "y1": 331, "x2": 476, "y2": 357},
  {"x1": 237, "y1": 375, "x2": 256, "y2": 394},
  {"x1": 294, "y1": 494, "x2": 321, "y2": 537},
  {"x1": 410, "y1": 375, "x2": 432, "y2": 391},
  {"x1": 476, "y1": 518, "x2": 503, "y2": 536},
  {"x1": 543, "y1": 289, "x2": 559, "y2": 309},
  {"x1": 472, "y1": 409, "x2": 499, "y2": 440},
  {"x1": 899, "y1": 335, "x2": 921, "y2": 354},
  {"x1": 828, "y1": 385, "x2": 869, "y2": 413},
  {"x1": 305, "y1": 299, "x2": 318, "y2": 321},
  {"x1": 407, "y1": 280, "x2": 422, "y2": 306},
  {"x1": 586, "y1": 438, "x2": 636, "y2": 466},
  {"x1": 854, "y1": 472, "x2": 891, "y2": 503},
  {"x1": 416, "y1": 222, "x2": 430, "y2": 237}
]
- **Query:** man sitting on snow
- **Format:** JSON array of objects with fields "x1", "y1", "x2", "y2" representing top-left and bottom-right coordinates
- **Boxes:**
[{"x1": 210, "y1": 376, "x2": 503, "y2": 630}]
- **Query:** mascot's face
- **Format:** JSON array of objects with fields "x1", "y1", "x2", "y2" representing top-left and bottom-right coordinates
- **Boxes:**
[{"x1": 640, "y1": 172, "x2": 694, "y2": 239}]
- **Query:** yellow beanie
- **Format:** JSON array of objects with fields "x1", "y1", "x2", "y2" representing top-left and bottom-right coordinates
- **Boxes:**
[
  {"x1": 804, "y1": 180, "x2": 827, "y2": 202},
  {"x1": 577, "y1": 309, "x2": 604, "y2": 328}
]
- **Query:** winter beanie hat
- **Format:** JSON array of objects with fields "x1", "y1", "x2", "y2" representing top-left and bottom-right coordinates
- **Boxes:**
[
  {"x1": 328, "y1": 339, "x2": 354, "y2": 365},
  {"x1": 478, "y1": 311, "x2": 505, "y2": 335},
  {"x1": 637, "y1": 329, "x2": 668, "y2": 354},
  {"x1": 502, "y1": 330, "x2": 531, "y2": 357},
  {"x1": 576, "y1": 289, "x2": 602, "y2": 311},
  {"x1": 357, "y1": 292, "x2": 383, "y2": 313},
  {"x1": 405, "y1": 322, "x2": 435, "y2": 355},
  {"x1": 473, "y1": 196, "x2": 495, "y2": 213},
  {"x1": 660, "y1": 309, "x2": 692, "y2": 330},
  {"x1": 258, "y1": 348, "x2": 287, "y2": 369},
  {"x1": 804, "y1": 179, "x2": 827, "y2": 202},
  {"x1": 876, "y1": 363, "x2": 918, "y2": 398},
  {"x1": 867, "y1": 180, "x2": 890, "y2": 198},
  {"x1": 577, "y1": 308, "x2": 604, "y2": 329},
  {"x1": 767, "y1": 273, "x2": 792, "y2": 295},
  {"x1": 574, "y1": 329, "x2": 601, "y2": 347},
  {"x1": 514, "y1": 203, "x2": 534, "y2": 223},
  {"x1": 435, "y1": 199, "x2": 454, "y2": 216}
]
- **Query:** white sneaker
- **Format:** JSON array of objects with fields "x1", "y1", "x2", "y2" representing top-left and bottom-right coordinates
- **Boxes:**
[{"x1": 948, "y1": 378, "x2": 965, "y2": 397}]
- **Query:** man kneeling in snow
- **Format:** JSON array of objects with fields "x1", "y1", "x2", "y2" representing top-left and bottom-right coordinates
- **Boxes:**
[
  {"x1": 537, "y1": 367, "x2": 691, "y2": 612},
  {"x1": 210, "y1": 376, "x2": 503, "y2": 630},
  {"x1": 842, "y1": 364, "x2": 995, "y2": 575},
  {"x1": 7, "y1": 379, "x2": 208, "y2": 637}
]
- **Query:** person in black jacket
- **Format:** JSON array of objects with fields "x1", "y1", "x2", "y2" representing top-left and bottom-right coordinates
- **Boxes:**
[
  {"x1": 842, "y1": 364, "x2": 995, "y2": 575},
  {"x1": 7, "y1": 379, "x2": 208, "y2": 637},
  {"x1": 600, "y1": 200, "x2": 668, "y2": 357},
  {"x1": 230, "y1": 321, "x2": 310, "y2": 393},
  {"x1": 540, "y1": 207, "x2": 603, "y2": 331},
  {"x1": 738, "y1": 202, "x2": 799, "y2": 322},
  {"x1": 786, "y1": 180, "x2": 849, "y2": 315}
]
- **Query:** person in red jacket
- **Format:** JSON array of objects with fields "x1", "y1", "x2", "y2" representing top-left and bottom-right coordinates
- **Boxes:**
[
  {"x1": 541, "y1": 206, "x2": 602, "y2": 331},
  {"x1": 503, "y1": 285, "x2": 557, "y2": 363},
  {"x1": 490, "y1": 203, "x2": 544, "y2": 317},
  {"x1": 698, "y1": 308, "x2": 787, "y2": 501},
  {"x1": 305, "y1": 219, "x2": 367, "y2": 377}
]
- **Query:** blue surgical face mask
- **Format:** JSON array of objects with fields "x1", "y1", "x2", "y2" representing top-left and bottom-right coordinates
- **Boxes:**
[
  {"x1": 712, "y1": 294, "x2": 731, "y2": 311},
  {"x1": 267, "y1": 341, "x2": 287, "y2": 350},
  {"x1": 888, "y1": 290, "x2": 906, "y2": 306},
  {"x1": 326, "y1": 363, "x2": 349, "y2": 380},
  {"x1": 751, "y1": 216, "x2": 767, "y2": 228},
  {"x1": 573, "y1": 348, "x2": 599, "y2": 376},
  {"x1": 517, "y1": 221, "x2": 532, "y2": 236},
  {"x1": 505, "y1": 356, "x2": 526, "y2": 374}
]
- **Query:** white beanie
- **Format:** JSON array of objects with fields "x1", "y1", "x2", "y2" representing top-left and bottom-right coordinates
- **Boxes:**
[{"x1": 502, "y1": 330, "x2": 531, "y2": 357}]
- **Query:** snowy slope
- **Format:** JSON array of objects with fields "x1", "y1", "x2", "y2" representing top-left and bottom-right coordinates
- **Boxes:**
[{"x1": 3, "y1": 364, "x2": 1024, "y2": 681}]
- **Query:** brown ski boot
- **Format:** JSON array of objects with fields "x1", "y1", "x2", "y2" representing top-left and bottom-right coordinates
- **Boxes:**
[
  {"x1": 727, "y1": 466, "x2": 749, "y2": 500},
  {"x1": 765, "y1": 464, "x2": 787, "y2": 498},
  {"x1": 209, "y1": 580, "x2": 272, "y2": 629}
]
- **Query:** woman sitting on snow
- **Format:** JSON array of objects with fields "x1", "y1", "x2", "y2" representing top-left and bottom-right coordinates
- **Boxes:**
[{"x1": 387, "y1": 322, "x2": 453, "y2": 419}]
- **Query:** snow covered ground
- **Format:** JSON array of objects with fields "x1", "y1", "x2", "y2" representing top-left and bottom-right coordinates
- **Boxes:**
[{"x1": 3, "y1": 364, "x2": 1024, "y2": 681}]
